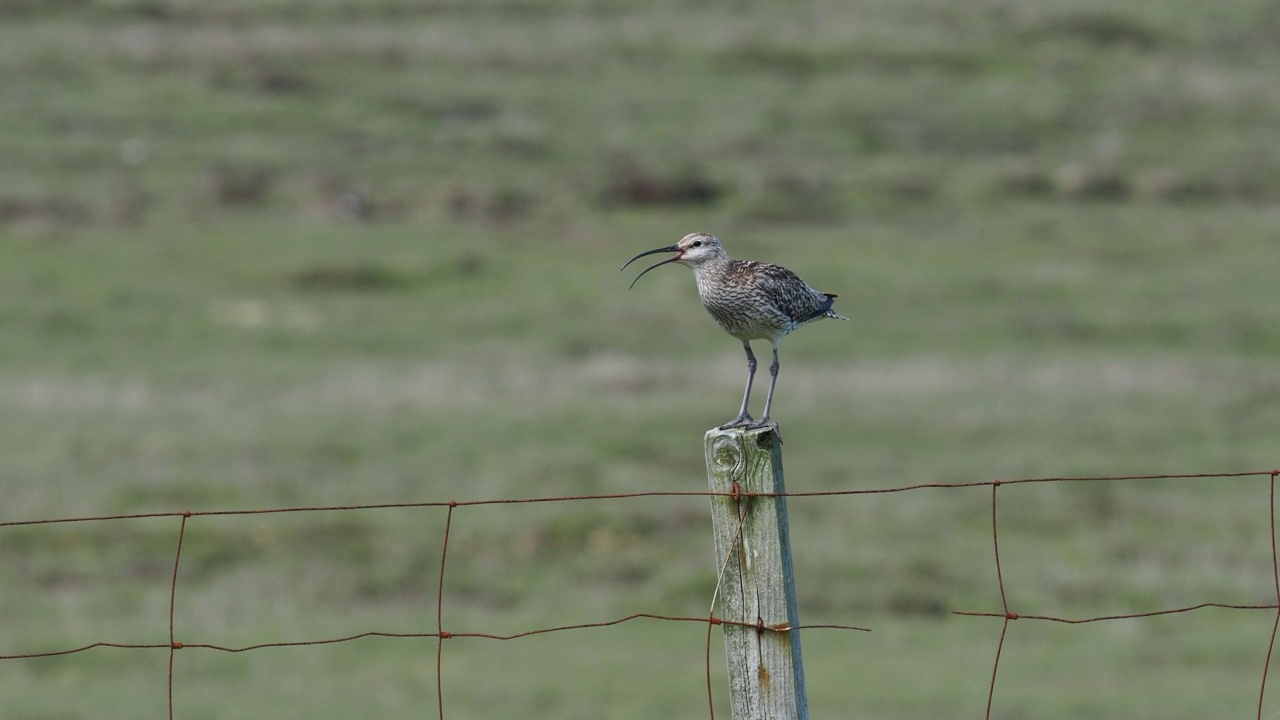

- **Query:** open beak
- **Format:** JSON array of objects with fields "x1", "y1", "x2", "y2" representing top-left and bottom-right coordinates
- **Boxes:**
[{"x1": 620, "y1": 245, "x2": 682, "y2": 289}]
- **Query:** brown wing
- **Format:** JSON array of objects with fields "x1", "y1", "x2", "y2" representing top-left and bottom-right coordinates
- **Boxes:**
[{"x1": 747, "y1": 262, "x2": 835, "y2": 324}]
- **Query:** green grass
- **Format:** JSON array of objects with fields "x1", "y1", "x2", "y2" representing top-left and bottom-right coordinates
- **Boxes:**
[{"x1": 2, "y1": 0, "x2": 1280, "y2": 717}]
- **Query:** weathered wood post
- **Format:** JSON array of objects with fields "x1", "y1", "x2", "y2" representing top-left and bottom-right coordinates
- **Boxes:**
[{"x1": 706, "y1": 426, "x2": 808, "y2": 719}]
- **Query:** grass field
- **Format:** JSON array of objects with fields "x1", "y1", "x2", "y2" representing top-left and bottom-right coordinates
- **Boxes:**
[{"x1": 2, "y1": 0, "x2": 1280, "y2": 717}]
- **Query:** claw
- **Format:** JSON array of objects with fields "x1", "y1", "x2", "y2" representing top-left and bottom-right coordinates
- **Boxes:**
[
  {"x1": 743, "y1": 418, "x2": 783, "y2": 444},
  {"x1": 718, "y1": 414, "x2": 754, "y2": 430}
]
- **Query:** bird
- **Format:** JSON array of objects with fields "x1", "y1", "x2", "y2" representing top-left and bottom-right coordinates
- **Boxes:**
[{"x1": 621, "y1": 232, "x2": 846, "y2": 435}]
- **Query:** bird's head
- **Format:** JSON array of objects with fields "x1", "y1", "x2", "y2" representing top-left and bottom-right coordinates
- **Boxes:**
[{"x1": 621, "y1": 232, "x2": 725, "y2": 289}]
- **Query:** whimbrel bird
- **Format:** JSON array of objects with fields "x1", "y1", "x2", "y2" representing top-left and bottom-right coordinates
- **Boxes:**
[{"x1": 622, "y1": 232, "x2": 846, "y2": 433}]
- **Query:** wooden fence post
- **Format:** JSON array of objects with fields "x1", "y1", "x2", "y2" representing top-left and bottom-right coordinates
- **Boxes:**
[{"x1": 706, "y1": 426, "x2": 808, "y2": 720}]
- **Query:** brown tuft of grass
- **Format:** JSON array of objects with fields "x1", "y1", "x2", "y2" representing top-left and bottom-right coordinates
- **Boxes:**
[
  {"x1": 737, "y1": 168, "x2": 844, "y2": 223},
  {"x1": 0, "y1": 195, "x2": 92, "y2": 226},
  {"x1": 447, "y1": 185, "x2": 535, "y2": 223},
  {"x1": 288, "y1": 264, "x2": 415, "y2": 292},
  {"x1": 306, "y1": 170, "x2": 406, "y2": 222},
  {"x1": 1023, "y1": 12, "x2": 1166, "y2": 50},
  {"x1": 598, "y1": 155, "x2": 722, "y2": 208},
  {"x1": 1052, "y1": 162, "x2": 1131, "y2": 201},
  {"x1": 202, "y1": 162, "x2": 278, "y2": 207}
]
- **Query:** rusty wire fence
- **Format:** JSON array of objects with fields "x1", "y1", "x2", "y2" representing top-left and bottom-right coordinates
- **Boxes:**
[{"x1": 2, "y1": 470, "x2": 1277, "y2": 718}]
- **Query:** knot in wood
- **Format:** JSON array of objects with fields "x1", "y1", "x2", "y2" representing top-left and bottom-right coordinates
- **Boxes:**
[{"x1": 710, "y1": 433, "x2": 743, "y2": 474}]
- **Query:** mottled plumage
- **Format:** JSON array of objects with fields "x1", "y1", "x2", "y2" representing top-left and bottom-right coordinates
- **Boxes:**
[
  {"x1": 622, "y1": 232, "x2": 846, "y2": 434},
  {"x1": 695, "y1": 257, "x2": 842, "y2": 341}
]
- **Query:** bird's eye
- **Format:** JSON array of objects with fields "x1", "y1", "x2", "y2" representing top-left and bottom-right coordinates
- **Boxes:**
[{"x1": 692, "y1": 240, "x2": 702, "y2": 247}]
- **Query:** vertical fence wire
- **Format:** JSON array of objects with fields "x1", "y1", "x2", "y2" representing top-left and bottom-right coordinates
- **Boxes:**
[
  {"x1": 1260, "y1": 471, "x2": 1280, "y2": 720},
  {"x1": 167, "y1": 512, "x2": 189, "y2": 720},
  {"x1": 985, "y1": 482, "x2": 1009, "y2": 720},
  {"x1": 436, "y1": 502, "x2": 456, "y2": 720}
]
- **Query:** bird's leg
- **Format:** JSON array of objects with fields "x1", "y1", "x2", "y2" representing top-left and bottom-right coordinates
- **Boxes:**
[
  {"x1": 745, "y1": 343, "x2": 782, "y2": 440},
  {"x1": 719, "y1": 341, "x2": 756, "y2": 429}
]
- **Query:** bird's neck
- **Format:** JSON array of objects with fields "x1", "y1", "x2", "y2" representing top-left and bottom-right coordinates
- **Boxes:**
[{"x1": 690, "y1": 256, "x2": 733, "y2": 296}]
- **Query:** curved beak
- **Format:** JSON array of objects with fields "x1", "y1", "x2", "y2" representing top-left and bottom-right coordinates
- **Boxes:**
[{"x1": 620, "y1": 245, "x2": 682, "y2": 289}]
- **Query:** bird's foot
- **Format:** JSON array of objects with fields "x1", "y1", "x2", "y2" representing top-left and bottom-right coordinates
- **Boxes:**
[
  {"x1": 743, "y1": 418, "x2": 783, "y2": 444},
  {"x1": 718, "y1": 414, "x2": 754, "y2": 430}
]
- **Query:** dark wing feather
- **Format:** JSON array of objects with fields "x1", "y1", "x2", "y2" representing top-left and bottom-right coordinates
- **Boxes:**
[{"x1": 748, "y1": 262, "x2": 835, "y2": 324}]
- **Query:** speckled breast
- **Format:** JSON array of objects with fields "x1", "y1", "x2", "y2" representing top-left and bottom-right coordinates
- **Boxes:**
[{"x1": 698, "y1": 292, "x2": 792, "y2": 341}]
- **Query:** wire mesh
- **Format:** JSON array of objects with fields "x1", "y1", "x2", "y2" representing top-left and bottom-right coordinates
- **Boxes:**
[{"x1": 1, "y1": 471, "x2": 1276, "y2": 718}]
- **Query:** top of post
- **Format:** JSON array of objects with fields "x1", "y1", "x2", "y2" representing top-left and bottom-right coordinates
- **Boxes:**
[
  {"x1": 705, "y1": 425, "x2": 782, "y2": 451},
  {"x1": 705, "y1": 425, "x2": 783, "y2": 483}
]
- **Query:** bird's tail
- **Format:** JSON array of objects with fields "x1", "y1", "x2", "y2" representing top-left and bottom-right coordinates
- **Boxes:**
[{"x1": 821, "y1": 293, "x2": 847, "y2": 321}]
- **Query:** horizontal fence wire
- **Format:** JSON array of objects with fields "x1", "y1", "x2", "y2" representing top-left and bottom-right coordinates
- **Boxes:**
[{"x1": 0, "y1": 470, "x2": 1277, "y2": 718}]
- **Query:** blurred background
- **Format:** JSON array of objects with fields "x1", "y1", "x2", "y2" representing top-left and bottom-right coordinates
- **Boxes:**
[{"x1": 2, "y1": 0, "x2": 1279, "y2": 717}]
